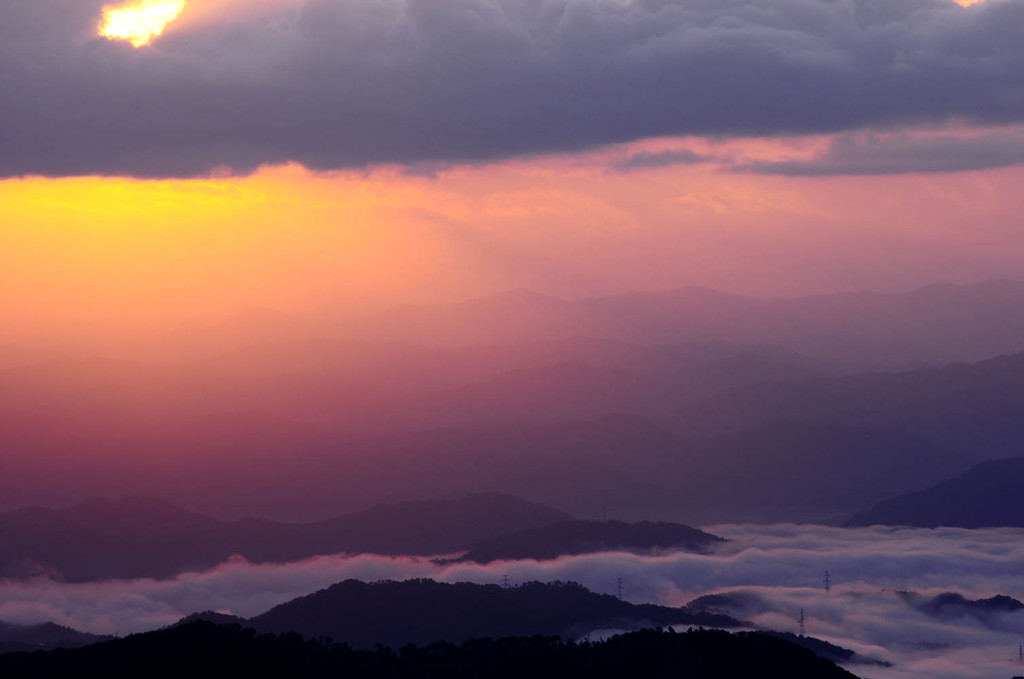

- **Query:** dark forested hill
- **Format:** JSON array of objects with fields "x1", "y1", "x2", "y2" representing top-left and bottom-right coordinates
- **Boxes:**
[
  {"x1": 0, "y1": 622, "x2": 858, "y2": 679},
  {"x1": 250, "y1": 579, "x2": 739, "y2": 647}
]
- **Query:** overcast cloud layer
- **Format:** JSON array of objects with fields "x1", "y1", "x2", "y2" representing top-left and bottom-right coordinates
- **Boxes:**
[
  {"x1": 2, "y1": 0, "x2": 1024, "y2": 178},
  {"x1": 3, "y1": 525, "x2": 1024, "y2": 678}
]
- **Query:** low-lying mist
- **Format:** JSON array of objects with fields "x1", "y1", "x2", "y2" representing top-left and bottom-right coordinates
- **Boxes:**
[{"x1": 2, "y1": 525, "x2": 1022, "y2": 679}]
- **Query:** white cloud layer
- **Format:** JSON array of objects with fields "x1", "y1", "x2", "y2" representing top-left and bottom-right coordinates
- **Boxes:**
[{"x1": 3, "y1": 524, "x2": 1024, "y2": 678}]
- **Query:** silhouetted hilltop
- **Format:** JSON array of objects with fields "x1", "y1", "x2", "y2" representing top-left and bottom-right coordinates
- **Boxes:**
[
  {"x1": 845, "y1": 458, "x2": 1024, "y2": 528},
  {"x1": 762, "y1": 631, "x2": 890, "y2": 667},
  {"x1": 687, "y1": 591, "x2": 771, "y2": 617},
  {"x1": 174, "y1": 611, "x2": 250, "y2": 627},
  {"x1": 0, "y1": 494, "x2": 570, "y2": 581},
  {"x1": 0, "y1": 621, "x2": 857, "y2": 679},
  {"x1": 451, "y1": 520, "x2": 724, "y2": 564},
  {"x1": 0, "y1": 621, "x2": 111, "y2": 655},
  {"x1": 898, "y1": 591, "x2": 1024, "y2": 624},
  {"x1": 251, "y1": 579, "x2": 739, "y2": 647}
]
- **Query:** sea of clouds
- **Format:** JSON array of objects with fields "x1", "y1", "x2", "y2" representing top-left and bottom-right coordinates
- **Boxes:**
[{"x1": 2, "y1": 524, "x2": 1024, "y2": 678}]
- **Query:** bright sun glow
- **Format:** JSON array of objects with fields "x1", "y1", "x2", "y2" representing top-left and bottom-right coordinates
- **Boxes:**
[{"x1": 99, "y1": 0, "x2": 186, "y2": 48}]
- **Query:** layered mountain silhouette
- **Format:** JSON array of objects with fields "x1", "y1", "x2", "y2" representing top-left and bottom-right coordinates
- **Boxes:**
[
  {"x1": 845, "y1": 458, "x2": 1024, "y2": 528},
  {"x1": 319, "y1": 417, "x2": 964, "y2": 523},
  {"x1": 0, "y1": 337, "x2": 827, "y2": 443},
  {"x1": 0, "y1": 622, "x2": 110, "y2": 654},
  {"x1": 0, "y1": 494, "x2": 570, "y2": 581},
  {"x1": 8, "y1": 281, "x2": 1024, "y2": 523},
  {"x1": 673, "y1": 352, "x2": 1024, "y2": 458},
  {"x1": 900, "y1": 592, "x2": 1024, "y2": 626},
  {"x1": 450, "y1": 520, "x2": 724, "y2": 564},
  {"x1": 0, "y1": 621, "x2": 857, "y2": 679},
  {"x1": 0, "y1": 413, "x2": 967, "y2": 525},
  {"x1": 346, "y1": 280, "x2": 1024, "y2": 365},
  {"x1": 248, "y1": 579, "x2": 739, "y2": 646}
]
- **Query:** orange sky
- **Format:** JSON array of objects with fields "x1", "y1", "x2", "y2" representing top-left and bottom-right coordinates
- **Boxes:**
[
  {"x1": 5, "y1": 0, "x2": 1016, "y2": 343},
  {"x1": 4, "y1": 131, "x2": 1024, "y2": 339}
]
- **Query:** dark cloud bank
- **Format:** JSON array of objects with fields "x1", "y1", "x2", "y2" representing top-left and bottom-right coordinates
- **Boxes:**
[
  {"x1": 739, "y1": 127, "x2": 1024, "y2": 176},
  {"x1": 2, "y1": 0, "x2": 1024, "y2": 178}
]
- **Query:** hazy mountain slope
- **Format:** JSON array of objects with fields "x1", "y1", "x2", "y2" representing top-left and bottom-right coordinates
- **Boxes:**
[
  {"x1": 0, "y1": 494, "x2": 571, "y2": 581},
  {"x1": 674, "y1": 351, "x2": 1024, "y2": 461},
  {"x1": 845, "y1": 458, "x2": 1024, "y2": 528},
  {"x1": 280, "y1": 493, "x2": 574, "y2": 558},
  {"x1": 0, "y1": 622, "x2": 111, "y2": 654},
  {"x1": 668, "y1": 422, "x2": 966, "y2": 524},
  {"x1": 0, "y1": 410, "x2": 965, "y2": 527},
  {"x1": 250, "y1": 579, "x2": 738, "y2": 647},
  {"x1": 330, "y1": 418, "x2": 964, "y2": 523},
  {"x1": 451, "y1": 520, "x2": 724, "y2": 564},
  {"x1": 349, "y1": 280, "x2": 1024, "y2": 366},
  {"x1": 0, "y1": 337, "x2": 826, "y2": 437},
  {"x1": 184, "y1": 335, "x2": 834, "y2": 395}
]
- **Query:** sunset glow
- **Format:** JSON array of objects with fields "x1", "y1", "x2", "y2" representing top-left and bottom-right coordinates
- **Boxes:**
[
  {"x1": 99, "y1": 0, "x2": 186, "y2": 48},
  {"x1": 6, "y1": 2, "x2": 1024, "y2": 676}
]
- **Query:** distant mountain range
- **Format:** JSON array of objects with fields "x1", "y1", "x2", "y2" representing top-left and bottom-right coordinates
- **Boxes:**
[
  {"x1": 450, "y1": 520, "x2": 723, "y2": 564},
  {"x1": 7, "y1": 280, "x2": 1024, "y2": 522},
  {"x1": 673, "y1": 351, "x2": 1024, "y2": 455},
  {"x1": 0, "y1": 495, "x2": 728, "y2": 582},
  {"x1": 845, "y1": 458, "x2": 1024, "y2": 528},
  {"x1": 309, "y1": 417, "x2": 965, "y2": 523},
  {"x1": 0, "y1": 621, "x2": 857, "y2": 678},
  {"x1": 343, "y1": 280, "x2": 1024, "y2": 366},
  {"x1": 0, "y1": 622, "x2": 110, "y2": 655},
  {"x1": 0, "y1": 413, "x2": 968, "y2": 525},
  {"x1": 0, "y1": 494, "x2": 570, "y2": 581}
]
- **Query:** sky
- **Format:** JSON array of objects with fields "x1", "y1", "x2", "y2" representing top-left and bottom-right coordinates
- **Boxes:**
[
  {"x1": 4, "y1": 0, "x2": 1024, "y2": 336},
  {"x1": 6, "y1": 6, "x2": 1024, "y2": 669}
]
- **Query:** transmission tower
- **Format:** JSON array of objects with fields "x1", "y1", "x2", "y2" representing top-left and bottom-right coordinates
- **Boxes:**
[
  {"x1": 798, "y1": 608, "x2": 806, "y2": 637},
  {"x1": 616, "y1": 577, "x2": 624, "y2": 599},
  {"x1": 824, "y1": 570, "x2": 831, "y2": 592},
  {"x1": 502, "y1": 574, "x2": 509, "y2": 589}
]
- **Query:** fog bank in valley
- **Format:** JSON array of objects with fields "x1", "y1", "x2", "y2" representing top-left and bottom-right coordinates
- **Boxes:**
[{"x1": 2, "y1": 525, "x2": 1023, "y2": 678}]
